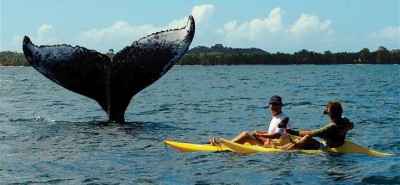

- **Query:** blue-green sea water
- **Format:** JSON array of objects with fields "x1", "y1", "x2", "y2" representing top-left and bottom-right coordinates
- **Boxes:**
[{"x1": 0, "y1": 65, "x2": 399, "y2": 184}]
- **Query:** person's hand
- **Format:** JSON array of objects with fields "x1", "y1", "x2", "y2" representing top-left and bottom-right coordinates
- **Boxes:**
[
  {"x1": 263, "y1": 139, "x2": 271, "y2": 147},
  {"x1": 252, "y1": 131, "x2": 260, "y2": 137}
]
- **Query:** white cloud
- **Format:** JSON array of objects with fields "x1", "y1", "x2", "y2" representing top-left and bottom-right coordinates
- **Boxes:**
[
  {"x1": 163, "y1": 4, "x2": 214, "y2": 30},
  {"x1": 78, "y1": 20, "x2": 178, "y2": 52},
  {"x1": 218, "y1": 7, "x2": 284, "y2": 41},
  {"x1": 77, "y1": 4, "x2": 214, "y2": 52},
  {"x1": 289, "y1": 13, "x2": 333, "y2": 40},
  {"x1": 217, "y1": 7, "x2": 335, "y2": 52},
  {"x1": 371, "y1": 26, "x2": 400, "y2": 40},
  {"x1": 37, "y1": 24, "x2": 52, "y2": 42},
  {"x1": 223, "y1": 20, "x2": 237, "y2": 31},
  {"x1": 191, "y1": 4, "x2": 214, "y2": 24},
  {"x1": 9, "y1": 4, "x2": 214, "y2": 53},
  {"x1": 35, "y1": 24, "x2": 60, "y2": 44},
  {"x1": 9, "y1": 24, "x2": 60, "y2": 52},
  {"x1": 78, "y1": 21, "x2": 156, "y2": 49}
]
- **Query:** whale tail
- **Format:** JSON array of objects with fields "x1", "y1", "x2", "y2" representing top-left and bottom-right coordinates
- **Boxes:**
[{"x1": 23, "y1": 16, "x2": 195, "y2": 123}]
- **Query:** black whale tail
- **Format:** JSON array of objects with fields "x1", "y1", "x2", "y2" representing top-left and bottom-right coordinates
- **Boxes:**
[{"x1": 23, "y1": 16, "x2": 195, "y2": 123}]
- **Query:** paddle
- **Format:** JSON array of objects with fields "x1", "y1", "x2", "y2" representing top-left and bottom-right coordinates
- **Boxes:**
[
  {"x1": 278, "y1": 117, "x2": 289, "y2": 128},
  {"x1": 277, "y1": 117, "x2": 294, "y2": 143}
]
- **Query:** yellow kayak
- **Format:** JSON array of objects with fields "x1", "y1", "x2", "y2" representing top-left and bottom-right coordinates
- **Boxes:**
[
  {"x1": 164, "y1": 136, "x2": 301, "y2": 153},
  {"x1": 220, "y1": 138, "x2": 394, "y2": 156},
  {"x1": 164, "y1": 137, "x2": 394, "y2": 156},
  {"x1": 164, "y1": 140, "x2": 231, "y2": 152}
]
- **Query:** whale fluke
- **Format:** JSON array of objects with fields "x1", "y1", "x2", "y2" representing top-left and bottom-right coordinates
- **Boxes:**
[{"x1": 23, "y1": 16, "x2": 195, "y2": 123}]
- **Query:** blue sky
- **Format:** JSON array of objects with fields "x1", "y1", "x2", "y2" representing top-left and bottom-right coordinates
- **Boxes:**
[{"x1": 1, "y1": 0, "x2": 399, "y2": 54}]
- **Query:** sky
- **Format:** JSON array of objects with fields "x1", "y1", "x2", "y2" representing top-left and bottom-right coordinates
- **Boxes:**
[{"x1": 1, "y1": 0, "x2": 399, "y2": 54}]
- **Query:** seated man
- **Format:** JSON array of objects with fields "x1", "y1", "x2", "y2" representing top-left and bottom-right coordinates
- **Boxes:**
[{"x1": 211, "y1": 95, "x2": 292, "y2": 147}]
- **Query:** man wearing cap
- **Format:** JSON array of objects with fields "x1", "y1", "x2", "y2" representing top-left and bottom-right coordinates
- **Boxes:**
[{"x1": 211, "y1": 95, "x2": 292, "y2": 147}]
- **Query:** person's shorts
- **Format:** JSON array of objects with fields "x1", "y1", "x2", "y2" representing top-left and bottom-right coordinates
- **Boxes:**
[{"x1": 319, "y1": 141, "x2": 328, "y2": 150}]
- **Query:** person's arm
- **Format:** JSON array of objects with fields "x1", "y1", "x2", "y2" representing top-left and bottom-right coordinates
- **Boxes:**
[
  {"x1": 253, "y1": 130, "x2": 268, "y2": 134},
  {"x1": 287, "y1": 124, "x2": 335, "y2": 138},
  {"x1": 298, "y1": 130, "x2": 316, "y2": 137},
  {"x1": 285, "y1": 129, "x2": 316, "y2": 137}
]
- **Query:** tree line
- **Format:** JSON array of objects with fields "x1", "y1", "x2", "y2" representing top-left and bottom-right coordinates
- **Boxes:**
[
  {"x1": 178, "y1": 44, "x2": 399, "y2": 65},
  {"x1": 1, "y1": 44, "x2": 399, "y2": 66},
  {"x1": 0, "y1": 51, "x2": 29, "y2": 66}
]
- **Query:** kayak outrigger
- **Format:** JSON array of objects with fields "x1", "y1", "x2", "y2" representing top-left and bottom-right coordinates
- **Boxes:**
[{"x1": 164, "y1": 136, "x2": 394, "y2": 156}]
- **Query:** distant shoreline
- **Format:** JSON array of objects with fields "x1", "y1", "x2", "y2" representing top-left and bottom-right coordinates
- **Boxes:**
[{"x1": 1, "y1": 44, "x2": 399, "y2": 66}]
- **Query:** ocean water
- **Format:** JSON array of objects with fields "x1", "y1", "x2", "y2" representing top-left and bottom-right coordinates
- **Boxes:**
[{"x1": 0, "y1": 65, "x2": 399, "y2": 184}]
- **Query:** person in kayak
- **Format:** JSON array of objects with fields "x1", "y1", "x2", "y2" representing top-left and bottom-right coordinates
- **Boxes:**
[
  {"x1": 281, "y1": 101, "x2": 354, "y2": 150},
  {"x1": 211, "y1": 95, "x2": 292, "y2": 147}
]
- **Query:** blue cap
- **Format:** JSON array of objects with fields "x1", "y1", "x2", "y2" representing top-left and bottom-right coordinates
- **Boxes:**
[{"x1": 269, "y1": 95, "x2": 282, "y2": 104}]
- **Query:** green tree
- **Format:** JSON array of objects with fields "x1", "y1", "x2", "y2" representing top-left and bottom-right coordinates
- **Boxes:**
[
  {"x1": 389, "y1": 49, "x2": 400, "y2": 64},
  {"x1": 359, "y1": 48, "x2": 371, "y2": 63},
  {"x1": 376, "y1": 46, "x2": 389, "y2": 64},
  {"x1": 0, "y1": 51, "x2": 29, "y2": 66}
]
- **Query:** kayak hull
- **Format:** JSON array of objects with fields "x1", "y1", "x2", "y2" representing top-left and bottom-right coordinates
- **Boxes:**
[
  {"x1": 164, "y1": 140, "x2": 231, "y2": 152},
  {"x1": 220, "y1": 138, "x2": 394, "y2": 156},
  {"x1": 164, "y1": 137, "x2": 394, "y2": 156},
  {"x1": 164, "y1": 135, "x2": 295, "y2": 152}
]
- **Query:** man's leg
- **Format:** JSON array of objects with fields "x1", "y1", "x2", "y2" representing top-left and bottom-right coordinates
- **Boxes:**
[{"x1": 232, "y1": 131, "x2": 262, "y2": 145}]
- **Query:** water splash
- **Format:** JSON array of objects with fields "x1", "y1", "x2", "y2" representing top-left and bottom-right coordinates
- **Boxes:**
[{"x1": 34, "y1": 116, "x2": 55, "y2": 123}]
